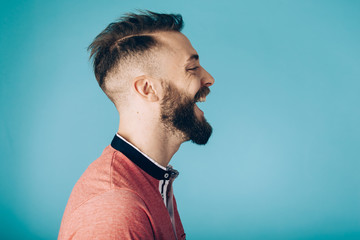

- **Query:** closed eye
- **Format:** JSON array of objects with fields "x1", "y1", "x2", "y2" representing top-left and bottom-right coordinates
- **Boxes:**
[{"x1": 187, "y1": 66, "x2": 199, "y2": 71}]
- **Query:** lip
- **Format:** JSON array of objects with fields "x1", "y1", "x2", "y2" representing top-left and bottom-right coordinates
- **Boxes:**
[
  {"x1": 194, "y1": 103, "x2": 204, "y2": 116},
  {"x1": 194, "y1": 87, "x2": 210, "y2": 102}
]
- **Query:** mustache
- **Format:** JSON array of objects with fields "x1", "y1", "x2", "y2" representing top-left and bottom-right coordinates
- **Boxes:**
[{"x1": 194, "y1": 87, "x2": 210, "y2": 102}]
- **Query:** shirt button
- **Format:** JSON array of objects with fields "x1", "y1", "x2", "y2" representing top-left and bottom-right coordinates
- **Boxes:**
[{"x1": 164, "y1": 173, "x2": 169, "y2": 178}]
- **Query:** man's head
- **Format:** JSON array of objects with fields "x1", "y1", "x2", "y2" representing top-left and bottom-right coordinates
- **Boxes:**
[{"x1": 88, "y1": 11, "x2": 214, "y2": 144}]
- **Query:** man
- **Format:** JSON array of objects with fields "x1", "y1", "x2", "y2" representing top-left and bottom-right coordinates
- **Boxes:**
[{"x1": 58, "y1": 10, "x2": 214, "y2": 240}]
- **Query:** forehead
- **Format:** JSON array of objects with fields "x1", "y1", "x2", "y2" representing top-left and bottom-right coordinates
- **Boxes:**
[{"x1": 154, "y1": 31, "x2": 198, "y2": 63}]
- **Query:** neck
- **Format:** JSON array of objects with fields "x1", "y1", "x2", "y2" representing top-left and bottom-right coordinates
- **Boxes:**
[{"x1": 117, "y1": 118, "x2": 183, "y2": 167}]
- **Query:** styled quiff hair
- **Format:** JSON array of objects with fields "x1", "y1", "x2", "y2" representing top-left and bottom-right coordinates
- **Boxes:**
[{"x1": 88, "y1": 11, "x2": 184, "y2": 97}]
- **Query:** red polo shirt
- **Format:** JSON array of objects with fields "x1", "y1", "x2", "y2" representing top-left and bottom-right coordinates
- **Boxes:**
[{"x1": 58, "y1": 135, "x2": 186, "y2": 239}]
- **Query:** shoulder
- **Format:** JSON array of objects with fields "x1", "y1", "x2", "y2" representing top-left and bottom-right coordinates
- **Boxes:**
[
  {"x1": 79, "y1": 188, "x2": 148, "y2": 213},
  {"x1": 59, "y1": 188, "x2": 154, "y2": 240}
]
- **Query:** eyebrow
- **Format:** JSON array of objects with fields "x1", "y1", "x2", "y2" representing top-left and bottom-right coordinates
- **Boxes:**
[{"x1": 186, "y1": 54, "x2": 199, "y2": 62}]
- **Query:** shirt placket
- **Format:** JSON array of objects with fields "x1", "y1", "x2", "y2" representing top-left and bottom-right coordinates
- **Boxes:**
[{"x1": 166, "y1": 166, "x2": 179, "y2": 239}]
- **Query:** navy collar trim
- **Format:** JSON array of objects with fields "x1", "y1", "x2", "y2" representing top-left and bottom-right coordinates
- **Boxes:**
[{"x1": 111, "y1": 134, "x2": 178, "y2": 180}]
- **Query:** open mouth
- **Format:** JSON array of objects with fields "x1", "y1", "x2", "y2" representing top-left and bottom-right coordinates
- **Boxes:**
[
  {"x1": 193, "y1": 87, "x2": 210, "y2": 116},
  {"x1": 194, "y1": 95, "x2": 207, "y2": 116}
]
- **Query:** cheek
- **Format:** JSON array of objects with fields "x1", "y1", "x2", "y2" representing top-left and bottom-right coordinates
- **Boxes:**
[
  {"x1": 169, "y1": 72, "x2": 201, "y2": 96},
  {"x1": 182, "y1": 74, "x2": 200, "y2": 89},
  {"x1": 186, "y1": 81, "x2": 201, "y2": 96}
]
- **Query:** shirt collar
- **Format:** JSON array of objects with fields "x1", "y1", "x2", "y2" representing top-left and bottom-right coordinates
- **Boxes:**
[{"x1": 111, "y1": 134, "x2": 179, "y2": 180}]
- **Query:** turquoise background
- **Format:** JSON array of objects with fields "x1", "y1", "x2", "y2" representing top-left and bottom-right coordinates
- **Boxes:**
[{"x1": 1, "y1": 0, "x2": 359, "y2": 239}]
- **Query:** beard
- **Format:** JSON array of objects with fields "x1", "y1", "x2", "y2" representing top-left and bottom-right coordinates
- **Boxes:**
[{"x1": 160, "y1": 82, "x2": 213, "y2": 145}]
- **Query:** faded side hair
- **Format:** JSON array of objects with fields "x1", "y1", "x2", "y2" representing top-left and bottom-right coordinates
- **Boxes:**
[{"x1": 88, "y1": 10, "x2": 184, "y2": 91}]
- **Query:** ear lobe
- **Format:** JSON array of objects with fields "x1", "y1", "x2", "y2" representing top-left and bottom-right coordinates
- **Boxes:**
[{"x1": 133, "y1": 75, "x2": 159, "y2": 102}]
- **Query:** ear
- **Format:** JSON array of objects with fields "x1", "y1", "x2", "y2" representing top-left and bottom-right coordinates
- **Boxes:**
[{"x1": 133, "y1": 75, "x2": 159, "y2": 102}]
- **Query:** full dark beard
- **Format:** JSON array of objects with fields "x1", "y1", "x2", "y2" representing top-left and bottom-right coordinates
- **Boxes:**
[{"x1": 161, "y1": 82, "x2": 213, "y2": 145}]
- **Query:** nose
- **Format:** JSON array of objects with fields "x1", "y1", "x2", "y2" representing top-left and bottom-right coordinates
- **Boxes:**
[{"x1": 201, "y1": 67, "x2": 215, "y2": 87}]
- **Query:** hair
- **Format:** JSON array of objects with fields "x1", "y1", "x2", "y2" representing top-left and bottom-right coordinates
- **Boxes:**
[{"x1": 88, "y1": 10, "x2": 184, "y2": 105}]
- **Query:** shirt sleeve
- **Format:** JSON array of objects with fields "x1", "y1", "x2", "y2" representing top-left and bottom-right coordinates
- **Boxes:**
[{"x1": 59, "y1": 188, "x2": 155, "y2": 240}]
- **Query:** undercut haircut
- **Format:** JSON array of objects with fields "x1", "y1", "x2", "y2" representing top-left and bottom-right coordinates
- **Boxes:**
[{"x1": 88, "y1": 11, "x2": 184, "y2": 101}]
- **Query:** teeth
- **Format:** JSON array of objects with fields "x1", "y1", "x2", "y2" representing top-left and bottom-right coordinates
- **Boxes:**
[{"x1": 198, "y1": 96, "x2": 206, "y2": 102}]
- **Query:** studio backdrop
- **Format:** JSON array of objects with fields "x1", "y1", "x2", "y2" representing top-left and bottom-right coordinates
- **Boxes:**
[{"x1": 1, "y1": 0, "x2": 359, "y2": 239}]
